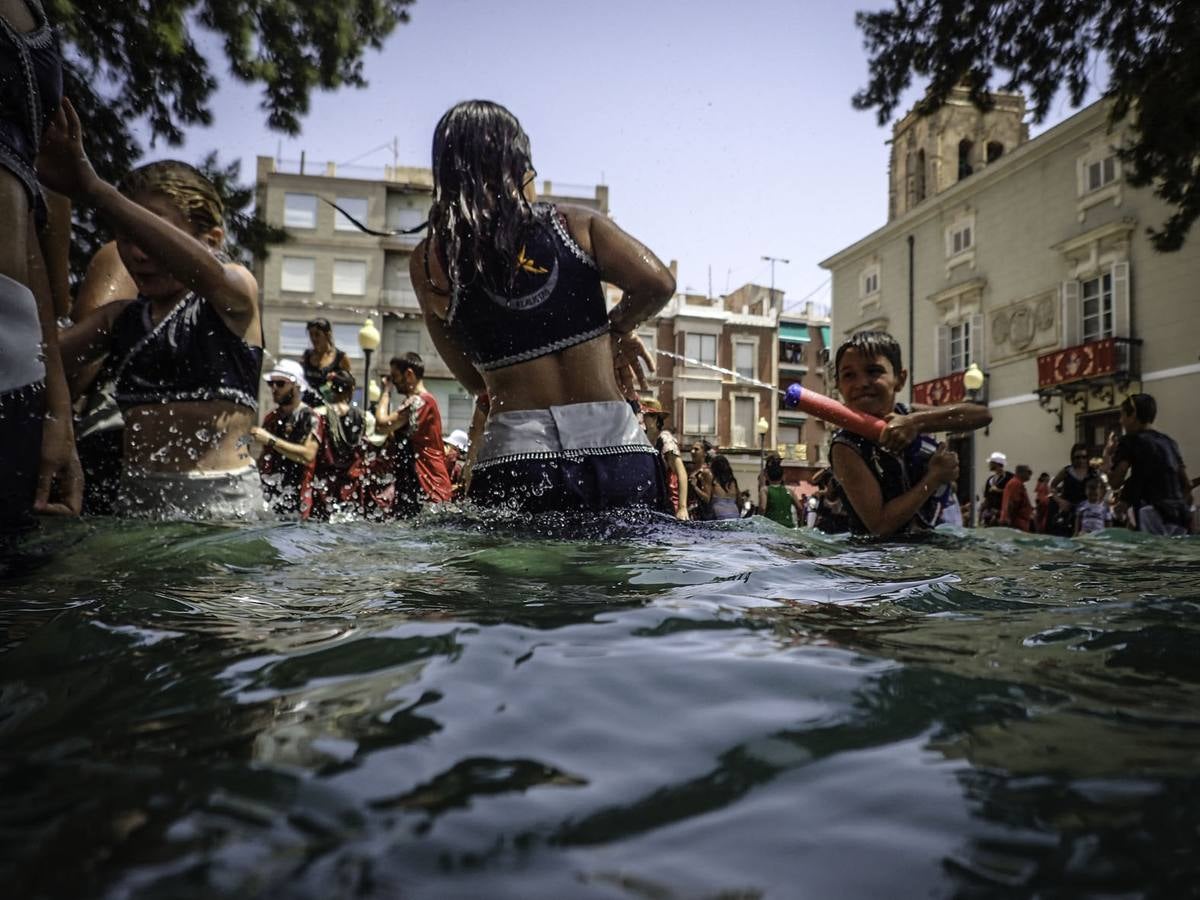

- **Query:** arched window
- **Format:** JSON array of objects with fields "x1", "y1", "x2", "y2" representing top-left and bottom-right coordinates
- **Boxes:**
[
  {"x1": 958, "y1": 139, "x2": 974, "y2": 180},
  {"x1": 986, "y1": 141, "x2": 1004, "y2": 163},
  {"x1": 915, "y1": 149, "x2": 927, "y2": 201}
]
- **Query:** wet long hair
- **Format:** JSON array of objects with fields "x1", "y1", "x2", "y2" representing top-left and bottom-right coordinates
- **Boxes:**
[
  {"x1": 119, "y1": 160, "x2": 224, "y2": 238},
  {"x1": 711, "y1": 454, "x2": 737, "y2": 491},
  {"x1": 428, "y1": 100, "x2": 536, "y2": 295}
]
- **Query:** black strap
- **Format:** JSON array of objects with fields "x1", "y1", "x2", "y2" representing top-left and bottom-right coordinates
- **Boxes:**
[{"x1": 319, "y1": 197, "x2": 426, "y2": 237}]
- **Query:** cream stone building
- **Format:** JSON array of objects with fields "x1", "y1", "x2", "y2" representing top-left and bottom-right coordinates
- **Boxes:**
[
  {"x1": 253, "y1": 155, "x2": 608, "y2": 432},
  {"x1": 820, "y1": 89, "x2": 1200, "y2": 510}
]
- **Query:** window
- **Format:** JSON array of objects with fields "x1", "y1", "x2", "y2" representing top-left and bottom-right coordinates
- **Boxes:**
[
  {"x1": 950, "y1": 223, "x2": 973, "y2": 255},
  {"x1": 391, "y1": 327, "x2": 421, "y2": 357},
  {"x1": 334, "y1": 196, "x2": 369, "y2": 231},
  {"x1": 778, "y1": 425, "x2": 801, "y2": 445},
  {"x1": 957, "y1": 139, "x2": 974, "y2": 180},
  {"x1": 684, "y1": 333, "x2": 717, "y2": 366},
  {"x1": 331, "y1": 323, "x2": 364, "y2": 359},
  {"x1": 280, "y1": 256, "x2": 315, "y2": 292},
  {"x1": 861, "y1": 267, "x2": 879, "y2": 297},
  {"x1": 948, "y1": 321, "x2": 971, "y2": 373},
  {"x1": 915, "y1": 148, "x2": 926, "y2": 201},
  {"x1": 332, "y1": 259, "x2": 367, "y2": 295},
  {"x1": 386, "y1": 196, "x2": 429, "y2": 233},
  {"x1": 986, "y1": 141, "x2": 1004, "y2": 164},
  {"x1": 279, "y1": 320, "x2": 309, "y2": 357},
  {"x1": 732, "y1": 396, "x2": 756, "y2": 447},
  {"x1": 447, "y1": 394, "x2": 475, "y2": 434},
  {"x1": 637, "y1": 328, "x2": 657, "y2": 359},
  {"x1": 734, "y1": 341, "x2": 755, "y2": 379},
  {"x1": 935, "y1": 314, "x2": 982, "y2": 377},
  {"x1": 1061, "y1": 262, "x2": 1129, "y2": 347},
  {"x1": 684, "y1": 399, "x2": 716, "y2": 435},
  {"x1": 1081, "y1": 271, "x2": 1114, "y2": 342},
  {"x1": 283, "y1": 193, "x2": 317, "y2": 228},
  {"x1": 1086, "y1": 156, "x2": 1117, "y2": 193}
]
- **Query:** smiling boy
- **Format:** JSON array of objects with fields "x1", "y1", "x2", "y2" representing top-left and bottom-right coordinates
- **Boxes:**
[{"x1": 829, "y1": 331, "x2": 991, "y2": 537}]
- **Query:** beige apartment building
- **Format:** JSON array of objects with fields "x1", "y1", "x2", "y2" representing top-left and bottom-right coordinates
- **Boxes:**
[
  {"x1": 641, "y1": 284, "x2": 779, "y2": 486},
  {"x1": 776, "y1": 303, "x2": 831, "y2": 483},
  {"x1": 820, "y1": 89, "x2": 1200, "y2": 507},
  {"x1": 253, "y1": 155, "x2": 608, "y2": 432}
]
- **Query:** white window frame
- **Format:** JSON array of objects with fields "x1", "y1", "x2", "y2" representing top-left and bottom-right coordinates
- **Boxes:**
[
  {"x1": 733, "y1": 337, "x2": 756, "y2": 380},
  {"x1": 280, "y1": 256, "x2": 315, "y2": 293},
  {"x1": 1075, "y1": 136, "x2": 1125, "y2": 216},
  {"x1": 946, "y1": 220, "x2": 973, "y2": 257},
  {"x1": 684, "y1": 332, "x2": 717, "y2": 367},
  {"x1": 1080, "y1": 271, "x2": 1114, "y2": 343},
  {"x1": 1060, "y1": 261, "x2": 1130, "y2": 348},
  {"x1": 331, "y1": 323, "x2": 364, "y2": 360},
  {"x1": 684, "y1": 398, "x2": 716, "y2": 436},
  {"x1": 934, "y1": 313, "x2": 983, "y2": 377},
  {"x1": 731, "y1": 394, "x2": 757, "y2": 447},
  {"x1": 283, "y1": 193, "x2": 317, "y2": 229},
  {"x1": 637, "y1": 328, "x2": 657, "y2": 360},
  {"x1": 333, "y1": 196, "x2": 370, "y2": 232},
  {"x1": 279, "y1": 320, "x2": 310, "y2": 357},
  {"x1": 386, "y1": 196, "x2": 429, "y2": 233},
  {"x1": 332, "y1": 258, "x2": 368, "y2": 296},
  {"x1": 859, "y1": 263, "x2": 880, "y2": 299}
]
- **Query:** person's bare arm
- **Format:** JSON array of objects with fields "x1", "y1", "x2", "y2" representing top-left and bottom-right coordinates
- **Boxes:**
[
  {"x1": 832, "y1": 441, "x2": 957, "y2": 538},
  {"x1": 250, "y1": 427, "x2": 318, "y2": 465},
  {"x1": 38, "y1": 99, "x2": 258, "y2": 332},
  {"x1": 37, "y1": 189, "x2": 72, "y2": 320},
  {"x1": 878, "y1": 402, "x2": 992, "y2": 453},
  {"x1": 409, "y1": 241, "x2": 487, "y2": 400},
  {"x1": 59, "y1": 299, "x2": 133, "y2": 397},
  {"x1": 74, "y1": 241, "x2": 138, "y2": 319},
  {"x1": 670, "y1": 453, "x2": 689, "y2": 520}
]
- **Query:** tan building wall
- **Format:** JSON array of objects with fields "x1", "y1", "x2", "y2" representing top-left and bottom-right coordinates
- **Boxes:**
[{"x1": 822, "y1": 98, "x2": 1200, "y2": 509}]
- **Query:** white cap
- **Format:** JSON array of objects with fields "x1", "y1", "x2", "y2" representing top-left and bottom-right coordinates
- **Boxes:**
[
  {"x1": 988, "y1": 451, "x2": 1007, "y2": 466},
  {"x1": 445, "y1": 429, "x2": 469, "y2": 452},
  {"x1": 263, "y1": 359, "x2": 309, "y2": 388}
]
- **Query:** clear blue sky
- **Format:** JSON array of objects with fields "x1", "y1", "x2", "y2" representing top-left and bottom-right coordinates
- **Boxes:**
[{"x1": 156, "y1": 0, "x2": 1096, "y2": 312}]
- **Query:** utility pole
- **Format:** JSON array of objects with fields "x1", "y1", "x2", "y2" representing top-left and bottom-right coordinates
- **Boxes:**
[{"x1": 761, "y1": 255, "x2": 789, "y2": 308}]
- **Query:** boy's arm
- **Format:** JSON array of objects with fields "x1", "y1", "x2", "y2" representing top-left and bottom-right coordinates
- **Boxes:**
[
  {"x1": 831, "y1": 442, "x2": 954, "y2": 538},
  {"x1": 880, "y1": 402, "x2": 992, "y2": 453},
  {"x1": 669, "y1": 453, "x2": 689, "y2": 520}
]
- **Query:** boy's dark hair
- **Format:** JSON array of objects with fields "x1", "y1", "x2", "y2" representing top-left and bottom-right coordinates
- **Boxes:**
[
  {"x1": 1121, "y1": 392, "x2": 1156, "y2": 424},
  {"x1": 1085, "y1": 475, "x2": 1105, "y2": 491},
  {"x1": 326, "y1": 369, "x2": 355, "y2": 397},
  {"x1": 834, "y1": 331, "x2": 903, "y2": 376},
  {"x1": 390, "y1": 352, "x2": 425, "y2": 380}
]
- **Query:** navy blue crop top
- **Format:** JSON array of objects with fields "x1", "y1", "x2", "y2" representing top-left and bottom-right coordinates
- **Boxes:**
[
  {"x1": 0, "y1": 0, "x2": 63, "y2": 226},
  {"x1": 445, "y1": 203, "x2": 610, "y2": 371},
  {"x1": 110, "y1": 292, "x2": 263, "y2": 411}
]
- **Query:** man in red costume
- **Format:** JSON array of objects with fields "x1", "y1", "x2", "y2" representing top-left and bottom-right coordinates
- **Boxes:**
[{"x1": 376, "y1": 352, "x2": 452, "y2": 508}]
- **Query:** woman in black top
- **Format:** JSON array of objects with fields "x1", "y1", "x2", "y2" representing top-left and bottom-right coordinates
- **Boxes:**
[
  {"x1": 1048, "y1": 442, "x2": 1096, "y2": 536},
  {"x1": 301, "y1": 318, "x2": 351, "y2": 400}
]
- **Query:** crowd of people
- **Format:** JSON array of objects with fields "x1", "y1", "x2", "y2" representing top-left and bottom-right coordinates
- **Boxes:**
[{"x1": 0, "y1": 8, "x2": 1193, "y2": 543}]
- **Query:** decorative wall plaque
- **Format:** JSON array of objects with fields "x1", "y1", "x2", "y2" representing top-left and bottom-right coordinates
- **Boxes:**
[{"x1": 988, "y1": 290, "x2": 1059, "y2": 364}]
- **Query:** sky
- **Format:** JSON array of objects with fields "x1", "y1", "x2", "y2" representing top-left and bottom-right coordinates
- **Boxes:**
[{"x1": 152, "y1": 0, "x2": 1098, "y2": 314}]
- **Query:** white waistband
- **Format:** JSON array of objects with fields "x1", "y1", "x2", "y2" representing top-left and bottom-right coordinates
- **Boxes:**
[{"x1": 475, "y1": 400, "x2": 654, "y2": 468}]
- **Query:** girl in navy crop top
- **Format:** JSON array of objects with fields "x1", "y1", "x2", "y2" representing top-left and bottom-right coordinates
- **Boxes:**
[{"x1": 48, "y1": 104, "x2": 264, "y2": 488}]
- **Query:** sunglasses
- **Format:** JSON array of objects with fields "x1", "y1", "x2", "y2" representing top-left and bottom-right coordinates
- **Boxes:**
[{"x1": 268, "y1": 380, "x2": 292, "y2": 388}]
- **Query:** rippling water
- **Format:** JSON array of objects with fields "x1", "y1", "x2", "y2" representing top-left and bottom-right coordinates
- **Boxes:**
[{"x1": 2, "y1": 513, "x2": 1199, "y2": 898}]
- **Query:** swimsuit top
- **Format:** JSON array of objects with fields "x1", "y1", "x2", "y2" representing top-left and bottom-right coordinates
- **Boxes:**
[
  {"x1": 444, "y1": 203, "x2": 610, "y2": 371},
  {"x1": 0, "y1": 0, "x2": 62, "y2": 223},
  {"x1": 110, "y1": 292, "x2": 263, "y2": 411},
  {"x1": 302, "y1": 348, "x2": 349, "y2": 390},
  {"x1": 832, "y1": 403, "x2": 942, "y2": 536}
]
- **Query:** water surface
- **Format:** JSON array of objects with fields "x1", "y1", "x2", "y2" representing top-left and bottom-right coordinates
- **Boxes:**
[{"x1": 2, "y1": 514, "x2": 1198, "y2": 897}]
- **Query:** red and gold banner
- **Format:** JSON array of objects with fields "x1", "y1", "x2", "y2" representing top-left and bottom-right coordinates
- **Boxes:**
[
  {"x1": 913, "y1": 371, "x2": 966, "y2": 406},
  {"x1": 1037, "y1": 338, "x2": 1120, "y2": 389}
]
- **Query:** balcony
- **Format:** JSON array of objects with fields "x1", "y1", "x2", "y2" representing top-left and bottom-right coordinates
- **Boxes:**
[
  {"x1": 1035, "y1": 336, "x2": 1141, "y2": 430},
  {"x1": 912, "y1": 370, "x2": 968, "y2": 407}
]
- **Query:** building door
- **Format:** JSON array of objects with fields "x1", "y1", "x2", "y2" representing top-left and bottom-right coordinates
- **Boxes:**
[{"x1": 1077, "y1": 409, "x2": 1121, "y2": 460}]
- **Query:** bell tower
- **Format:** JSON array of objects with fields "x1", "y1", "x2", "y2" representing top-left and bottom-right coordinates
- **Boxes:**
[{"x1": 887, "y1": 86, "x2": 1029, "y2": 221}]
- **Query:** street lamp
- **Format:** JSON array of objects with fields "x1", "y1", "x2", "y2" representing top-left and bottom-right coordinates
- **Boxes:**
[
  {"x1": 756, "y1": 416, "x2": 770, "y2": 470},
  {"x1": 962, "y1": 362, "x2": 987, "y2": 526},
  {"x1": 357, "y1": 318, "x2": 381, "y2": 409}
]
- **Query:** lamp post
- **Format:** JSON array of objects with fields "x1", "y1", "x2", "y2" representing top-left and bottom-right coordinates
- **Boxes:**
[
  {"x1": 962, "y1": 363, "x2": 986, "y2": 526},
  {"x1": 756, "y1": 416, "x2": 770, "y2": 470},
  {"x1": 357, "y1": 318, "x2": 381, "y2": 409}
]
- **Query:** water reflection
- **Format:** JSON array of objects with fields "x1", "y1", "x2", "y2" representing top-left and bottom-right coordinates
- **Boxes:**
[{"x1": 1, "y1": 515, "x2": 1198, "y2": 896}]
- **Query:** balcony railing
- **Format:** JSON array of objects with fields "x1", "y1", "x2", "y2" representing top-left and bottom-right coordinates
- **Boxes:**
[
  {"x1": 1036, "y1": 336, "x2": 1140, "y2": 391},
  {"x1": 913, "y1": 370, "x2": 968, "y2": 406}
]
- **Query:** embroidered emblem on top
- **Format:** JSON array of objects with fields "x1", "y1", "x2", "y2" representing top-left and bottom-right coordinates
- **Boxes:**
[
  {"x1": 517, "y1": 245, "x2": 548, "y2": 275},
  {"x1": 483, "y1": 256, "x2": 560, "y2": 311}
]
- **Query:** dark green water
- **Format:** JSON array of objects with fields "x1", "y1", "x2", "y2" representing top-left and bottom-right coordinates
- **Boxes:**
[{"x1": 2, "y1": 514, "x2": 1199, "y2": 898}]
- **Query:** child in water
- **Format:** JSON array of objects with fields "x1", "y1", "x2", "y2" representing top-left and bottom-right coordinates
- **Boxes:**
[
  {"x1": 830, "y1": 331, "x2": 991, "y2": 537},
  {"x1": 1074, "y1": 476, "x2": 1112, "y2": 535}
]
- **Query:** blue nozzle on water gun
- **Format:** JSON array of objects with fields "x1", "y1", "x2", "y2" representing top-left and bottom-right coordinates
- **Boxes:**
[{"x1": 784, "y1": 383, "x2": 803, "y2": 409}]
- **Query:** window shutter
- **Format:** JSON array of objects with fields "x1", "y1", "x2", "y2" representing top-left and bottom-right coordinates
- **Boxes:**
[
  {"x1": 968, "y1": 313, "x2": 984, "y2": 365},
  {"x1": 936, "y1": 324, "x2": 951, "y2": 377},
  {"x1": 1111, "y1": 261, "x2": 1130, "y2": 338},
  {"x1": 1061, "y1": 280, "x2": 1081, "y2": 347}
]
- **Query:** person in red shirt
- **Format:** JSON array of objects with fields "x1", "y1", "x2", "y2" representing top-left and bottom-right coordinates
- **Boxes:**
[
  {"x1": 1000, "y1": 464, "x2": 1034, "y2": 531},
  {"x1": 376, "y1": 352, "x2": 452, "y2": 507}
]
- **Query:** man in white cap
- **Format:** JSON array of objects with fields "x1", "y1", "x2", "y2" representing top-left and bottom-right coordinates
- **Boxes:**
[
  {"x1": 979, "y1": 450, "x2": 1012, "y2": 527},
  {"x1": 443, "y1": 428, "x2": 470, "y2": 500},
  {"x1": 249, "y1": 359, "x2": 323, "y2": 519}
]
